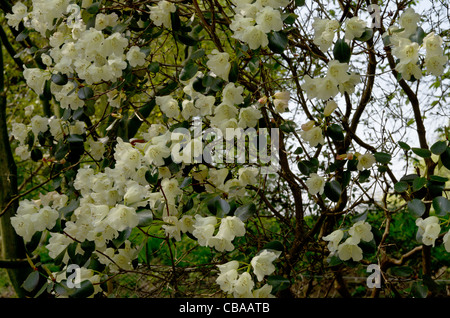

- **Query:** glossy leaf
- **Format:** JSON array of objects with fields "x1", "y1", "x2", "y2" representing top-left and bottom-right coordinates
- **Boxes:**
[{"x1": 407, "y1": 198, "x2": 425, "y2": 217}]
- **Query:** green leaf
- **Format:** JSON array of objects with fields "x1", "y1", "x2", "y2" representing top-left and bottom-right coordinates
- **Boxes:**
[
  {"x1": 295, "y1": 0, "x2": 306, "y2": 6},
  {"x1": 411, "y1": 281, "x2": 428, "y2": 298},
  {"x1": 389, "y1": 266, "x2": 414, "y2": 277},
  {"x1": 189, "y1": 48, "x2": 206, "y2": 61},
  {"x1": 67, "y1": 134, "x2": 84, "y2": 143},
  {"x1": 267, "y1": 275, "x2": 290, "y2": 294},
  {"x1": 327, "y1": 124, "x2": 344, "y2": 141},
  {"x1": 87, "y1": 2, "x2": 100, "y2": 14},
  {"x1": 148, "y1": 62, "x2": 160, "y2": 73},
  {"x1": 398, "y1": 141, "x2": 411, "y2": 151},
  {"x1": 430, "y1": 140, "x2": 447, "y2": 155},
  {"x1": 394, "y1": 181, "x2": 409, "y2": 193},
  {"x1": 229, "y1": 60, "x2": 239, "y2": 83},
  {"x1": 280, "y1": 120, "x2": 296, "y2": 133},
  {"x1": 411, "y1": 147, "x2": 432, "y2": 158},
  {"x1": 268, "y1": 31, "x2": 288, "y2": 54},
  {"x1": 441, "y1": 147, "x2": 450, "y2": 170},
  {"x1": 180, "y1": 62, "x2": 199, "y2": 82},
  {"x1": 22, "y1": 271, "x2": 40, "y2": 292},
  {"x1": 374, "y1": 152, "x2": 391, "y2": 164},
  {"x1": 297, "y1": 159, "x2": 319, "y2": 176},
  {"x1": 69, "y1": 280, "x2": 95, "y2": 298},
  {"x1": 429, "y1": 175, "x2": 448, "y2": 183},
  {"x1": 358, "y1": 170, "x2": 370, "y2": 183},
  {"x1": 324, "y1": 180, "x2": 342, "y2": 202},
  {"x1": 51, "y1": 73, "x2": 68, "y2": 85},
  {"x1": 234, "y1": 202, "x2": 256, "y2": 221},
  {"x1": 263, "y1": 241, "x2": 284, "y2": 252},
  {"x1": 432, "y1": 196, "x2": 450, "y2": 216},
  {"x1": 207, "y1": 196, "x2": 230, "y2": 217},
  {"x1": 137, "y1": 210, "x2": 153, "y2": 227},
  {"x1": 354, "y1": 28, "x2": 373, "y2": 42},
  {"x1": 333, "y1": 38, "x2": 351, "y2": 63},
  {"x1": 409, "y1": 27, "x2": 426, "y2": 44},
  {"x1": 78, "y1": 86, "x2": 94, "y2": 100},
  {"x1": 412, "y1": 177, "x2": 427, "y2": 192},
  {"x1": 407, "y1": 198, "x2": 425, "y2": 217}
]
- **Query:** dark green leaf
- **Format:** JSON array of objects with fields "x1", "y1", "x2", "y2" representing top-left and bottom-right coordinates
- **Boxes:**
[
  {"x1": 148, "y1": 62, "x2": 160, "y2": 73},
  {"x1": 441, "y1": 147, "x2": 450, "y2": 170},
  {"x1": 412, "y1": 177, "x2": 427, "y2": 192},
  {"x1": 67, "y1": 134, "x2": 84, "y2": 143},
  {"x1": 429, "y1": 175, "x2": 448, "y2": 183},
  {"x1": 398, "y1": 141, "x2": 411, "y2": 151},
  {"x1": 430, "y1": 140, "x2": 447, "y2": 155},
  {"x1": 358, "y1": 170, "x2": 370, "y2": 183},
  {"x1": 432, "y1": 196, "x2": 450, "y2": 216},
  {"x1": 189, "y1": 49, "x2": 205, "y2": 61},
  {"x1": 78, "y1": 86, "x2": 94, "y2": 100},
  {"x1": 69, "y1": 280, "x2": 94, "y2": 298},
  {"x1": 409, "y1": 27, "x2": 426, "y2": 44},
  {"x1": 411, "y1": 147, "x2": 432, "y2": 158},
  {"x1": 31, "y1": 148, "x2": 43, "y2": 161},
  {"x1": 327, "y1": 124, "x2": 344, "y2": 141},
  {"x1": 354, "y1": 28, "x2": 373, "y2": 42},
  {"x1": 263, "y1": 241, "x2": 284, "y2": 252},
  {"x1": 234, "y1": 202, "x2": 256, "y2": 221},
  {"x1": 87, "y1": 2, "x2": 100, "y2": 14},
  {"x1": 280, "y1": 120, "x2": 296, "y2": 133},
  {"x1": 297, "y1": 159, "x2": 318, "y2": 176},
  {"x1": 394, "y1": 181, "x2": 409, "y2": 193},
  {"x1": 268, "y1": 31, "x2": 288, "y2": 54},
  {"x1": 22, "y1": 271, "x2": 40, "y2": 292},
  {"x1": 229, "y1": 60, "x2": 239, "y2": 83},
  {"x1": 333, "y1": 38, "x2": 351, "y2": 63},
  {"x1": 411, "y1": 281, "x2": 428, "y2": 298},
  {"x1": 180, "y1": 62, "x2": 199, "y2": 82},
  {"x1": 407, "y1": 198, "x2": 425, "y2": 217},
  {"x1": 295, "y1": 0, "x2": 306, "y2": 6},
  {"x1": 137, "y1": 210, "x2": 153, "y2": 227},
  {"x1": 51, "y1": 73, "x2": 68, "y2": 85},
  {"x1": 324, "y1": 180, "x2": 342, "y2": 202},
  {"x1": 267, "y1": 275, "x2": 290, "y2": 294},
  {"x1": 389, "y1": 266, "x2": 414, "y2": 277},
  {"x1": 374, "y1": 152, "x2": 391, "y2": 164}
]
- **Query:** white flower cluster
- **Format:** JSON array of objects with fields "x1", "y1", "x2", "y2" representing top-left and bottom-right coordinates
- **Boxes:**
[
  {"x1": 7, "y1": 1, "x2": 148, "y2": 110},
  {"x1": 388, "y1": 8, "x2": 447, "y2": 80},
  {"x1": 11, "y1": 192, "x2": 68, "y2": 242},
  {"x1": 230, "y1": 0, "x2": 288, "y2": 50},
  {"x1": 323, "y1": 220, "x2": 374, "y2": 262},
  {"x1": 301, "y1": 59, "x2": 360, "y2": 102},
  {"x1": 216, "y1": 249, "x2": 281, "y2": 297},
  {"x1": 10, "y1": 115, "x2": 90, "y2": 161},
  {"x1": 164, "y1": 215, "x2": 246, "y2": 252}
]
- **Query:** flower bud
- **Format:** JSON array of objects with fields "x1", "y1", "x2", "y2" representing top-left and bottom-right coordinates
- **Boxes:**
[
  {"x1": 301, "y1": 120, "x2": 315, "y2": 131},
  {"x1": 324, "y1": 100, "x2": 338, "y2": 116}
]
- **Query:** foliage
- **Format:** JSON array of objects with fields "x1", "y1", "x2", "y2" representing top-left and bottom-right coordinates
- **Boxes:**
[{"x1": 0, "y1": 0, "x2": 449, "y2": 298}]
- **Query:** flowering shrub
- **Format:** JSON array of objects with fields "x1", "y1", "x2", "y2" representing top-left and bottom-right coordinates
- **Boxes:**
[{"x1": 1, "y1": 0, "x2": 449, "y2": 298}]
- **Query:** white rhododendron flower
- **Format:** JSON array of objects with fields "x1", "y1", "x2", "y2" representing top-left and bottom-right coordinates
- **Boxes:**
[
  {"x1": 322, "y1": 229, "x2": 344, "y2": 252},
  {"x1": 344, "y1": 16, "x2": 367, "y2": 40},
  {"x1": 216, "y1": 216, "x2": 246, "y2": 241},
  {"x1": 106, "y1": 204, "x2": 139, "y2": 232},
  {"x1": 337, "y1": 237, "x2": 363, "y2": 261},
  {"x1": 255, "y1": 6, "x2": 283, "y2": 33},
  {"x1": 300, "y1": 126, "x2": 324, "y2": 147},
  {"x1": 222, "y1": 83, "x2": 244, "y2": 106},
  {"x1": 23, "y1": 67, "x2": 51, "y2": 96},
  {"x1": 206, "y1": 49, "x2": 231, "y2": 81},
  {"x1": 357, "y1": 153, "x2": 376, "y2": 171},
  {"x1": 156, "y1": 95, "x2": 180, "y2": 118},
  {"x1": 238, "y1": 106, "x2": 262, "y2": 128},
  {"x1": 443, "y1": 230, "x2": 450, "y2": 253},
  {"x1": 126, "y1": 46, "x2": 146, "y2": 67},
  {"x1": 305, "y1": 173, "x2": 326, "y2": 196},
  {"x1": 324, "y1": 100, "x2": 338, "y2": 116},
  {"x1": 216, "y1": 261, "x2": 240, "y2": 293},
  {"x1": 233, "y1": 272, "x2": 254, "y2": 297},
  {"x1": 425, "y1": 54, "x2": 448, "y2": 76},
  {"x1": 349, "y1": 221, "x2": 374, "y2": 243},
  {"x1": 398, "y1": 8, "x2": 421, "y2": 36},
  {"x1": 416, "y1": 216, "x2": 441, "y2": 247},
  {"x1": 251, "y1": 249, "x2": 280, "y2": 281},
  {"x1": 5, "y1": 1, "x2": 28, "y2": 30},
  {"x1": 149, "y1": 0, "x2": 176, "y2": 28}
]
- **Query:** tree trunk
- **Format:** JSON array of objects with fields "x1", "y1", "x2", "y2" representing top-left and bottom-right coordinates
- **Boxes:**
[{"x1": 0, "y1": 34, "x2": 30, "y2": 298}]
